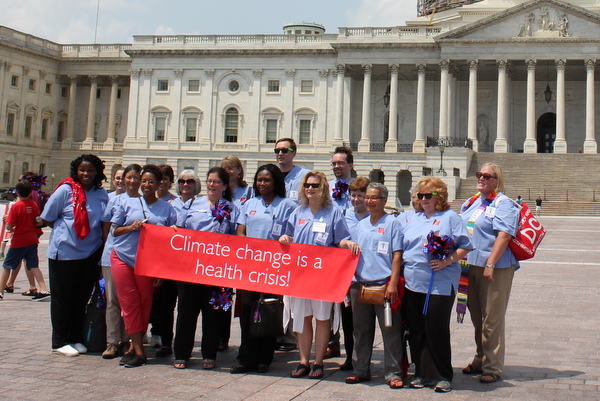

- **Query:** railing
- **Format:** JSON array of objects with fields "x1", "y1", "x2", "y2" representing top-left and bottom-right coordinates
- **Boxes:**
[
  {"x1": 340, "y1": 27, "x2": 442, "y2": 37},
  {"x1": 343, "y1": 142, "x2": 358, "y2": 152},
  {"x1": 147, "y1": 34, "x2": 330, "y2": 45},
  {"x1": 370, "y1": 143, "x2": 385, "y2": 152},
  {"x1": 398, "y1": 143, "x2": 413, "y2": 152}
]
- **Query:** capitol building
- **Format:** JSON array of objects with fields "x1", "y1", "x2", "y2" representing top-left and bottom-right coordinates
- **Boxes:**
[{"x1": 1, "y1": 0, "x2": 599, "y2": 205}]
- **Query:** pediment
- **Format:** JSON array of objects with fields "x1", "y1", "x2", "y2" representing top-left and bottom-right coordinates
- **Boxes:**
[{"x1": 437, "y1": 0, "x2": 600, "y2": 41}]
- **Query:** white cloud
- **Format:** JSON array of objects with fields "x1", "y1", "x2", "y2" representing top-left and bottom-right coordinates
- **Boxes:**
[{"x1": 346, "y1": 0, "x2": 418, "y2": 27}]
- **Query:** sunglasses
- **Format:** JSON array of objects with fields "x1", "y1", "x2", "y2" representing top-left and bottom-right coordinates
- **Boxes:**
[
  {"x1": 417, "y1": 192, "x2": 438, "y2": 200},
  {"x1": 476, "y1": 172, "x2": 497, "y2": 180},
  {"x1": 178, "y1": 179, "x2": 195, "y2": 185},
  {"x1": 303, "y1": 183, "x2": 320, "y2": 189},
  {"x1": 274, "y1": 147, "x2": 294, "y2": 154}
]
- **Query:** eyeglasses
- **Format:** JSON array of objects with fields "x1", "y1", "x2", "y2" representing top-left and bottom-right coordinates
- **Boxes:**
[
  {"x1": 178, "y1": 179, "x2": 195, "y2": 185},
  {"x1": 274, "y1": 148, "x2": 294, "y2": 154},
  {"x1": 476, "y1": 172, "x2": 497, "y2": 180},
  {"x1": 140, "y1": 180, "x2": 157, "y2": 185},
  {"x1": 331, "y1": 162, "x2": 347, "y2": 167},
  {"x1": 365, "y1": 196, "x2": 384, "y2": 201},
  {"x1": 206, "y1": 180, "x2": 223, "y2": 185},
  {"x1": 350, "y1": 194, "x2": 365, "y2": 199},
  {"x1": 125, "y1": 176, "x2": 140, "y2": 182},
  {"x1": 303, "y1": 183, "x2": 320, "y2": 189},
  {"x1": 417, "y1": 192, "x2": 438, "y2": 200},
  {"x1": 114, "y1": 177, "x2": 124, "y2": 181}
]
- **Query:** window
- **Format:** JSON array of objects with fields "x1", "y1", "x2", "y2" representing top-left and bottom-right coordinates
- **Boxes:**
[
  {"x1": 300, "y1": 80, "x2": 314, "y2": 94},
  {"x1": 228, "y1": 80, "x2": 240, "y2": 93},
  {"x1": 188, "y1": 79, "x2": 200, "y2": 92},
  {"x1": 3, "y1": 161, "x2": 11, "y2": 183},
  {"x1": 185, "y1": 118, "x2": 197, "y2": 142},
  {"x1": 295, "y1": 30, "x2": 301, "y2": 34},
  {"x1": 299, "y1": 120, "x2": 311, "y2": 144},
  {"x1": 157, "y1": 79, "x2": 169, "y2": 92},
  {"x1": 29, "y1": 79, "x2": 36, "y2": 91},
  {"x1": 117, "y1": 89, "x2": 122, "y2": 99},
  {"x1": 96, "y1": 88, "x2": 101, "y2": 99},
  {"x1": 39, "y1": 163, "x2": 46, "y2": 176},
  {"x1": 61, "y1": 86, "x2": 69, "y2": 98},
  {"x1": 41, "y1": 118, "x2": 49, "y2": 140},
  {"x1": 6, "y1": 113, "x2": 15, "y2": 136},
  {"x1": 11, "y1": 75, "x2": 19, "y2": 87},
  {"x1": 45, "y1": 82, "x2": 52, "y2": 95},
  {"x1": 24, "y1": 116, "x2": 32, "y2": 138},
  {"x1": 155, "y1": 117, "x2": 166, "y2": 141},
  {"x1": 266, "y1": 119, "x2": 278, "y2": 143},
  {"x1": 305, "y1": 30, "x2": 312, "y2": 34},
  {"x1": 267, "y1": 79, "x2": 280, "y2": 93},
  {"x1": 224, "y1": 107, "x2": 239, "y2": 143},
  {"x1": 22, "y1": 162, "x2": 29, "y2": 173},
  {"x1": 57, "y1": 120, "x2": 65, "y2": 141}
]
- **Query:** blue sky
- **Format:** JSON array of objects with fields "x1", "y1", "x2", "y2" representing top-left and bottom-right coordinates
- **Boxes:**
[{"x1": 2, "y1": 0, "x2": 418, "y2": 44}]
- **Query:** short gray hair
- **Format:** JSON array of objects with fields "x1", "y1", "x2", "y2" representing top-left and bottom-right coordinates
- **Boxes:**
[
  {"x1": 367, "y1": 182, "x2": 388, "y2": 199},
  {"x1": 176, "y1": 170, "x2": 202, "y2": 196}
]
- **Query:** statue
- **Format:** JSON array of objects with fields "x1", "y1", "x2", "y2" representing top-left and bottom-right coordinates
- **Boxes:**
[{"x1": 478, "y1": 121, "x2": 489, "y2": 145}]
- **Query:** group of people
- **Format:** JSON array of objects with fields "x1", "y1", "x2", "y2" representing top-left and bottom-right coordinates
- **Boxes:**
[{"x1": 17, "y1": 139, "x2": 521, "y2": 392}]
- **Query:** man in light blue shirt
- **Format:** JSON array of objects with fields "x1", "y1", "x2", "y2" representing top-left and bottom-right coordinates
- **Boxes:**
[
  {"x1": 274, "y1": 138, "x2": 309, "y2": 204},
  {"x1": 329, "y1": 146, "x2": 355, "y2": 212}
]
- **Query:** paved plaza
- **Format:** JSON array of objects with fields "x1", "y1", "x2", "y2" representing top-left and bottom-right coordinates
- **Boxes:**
[{"x1": 0, "y1": 215, "x2": 598, "y2": 400}]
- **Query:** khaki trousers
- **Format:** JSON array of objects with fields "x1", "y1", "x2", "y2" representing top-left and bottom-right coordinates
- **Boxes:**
[{"x1": 467, "y1": 265, "x2": 515, "y2": 376}]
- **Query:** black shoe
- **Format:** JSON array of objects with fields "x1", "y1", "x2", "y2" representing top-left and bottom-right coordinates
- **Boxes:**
[
  {"x1": 119, "y1": 352, "x2": 136, "y2": 366},
  {"x1": 155, "y1": 346, "x2": 173, "y2": 357},
  {"x1": 339, "y1": 359, "x2": 353, "y2": 371},
  {"x1": 277, "y1": 343, "x2": 297, "y2": 352},
  {"x1": 218, "y1": 339, "x2": 229, "y2": 351},
  {"x1": 124, "y1": 354, "x2": 147, "y2": 368},
  {"x1": 257, "y1": 365, "x2": 269, "y2": 373},
  {"x1": 230, "y1": 365, "x2": 248, "y2": 374}
]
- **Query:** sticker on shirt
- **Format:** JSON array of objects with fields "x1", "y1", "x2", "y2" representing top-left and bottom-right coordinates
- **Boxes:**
[
  {"x1": 312, "y1": 222, "x2": 327, "y2": 233},
  {"x1": 271, "y1": 222, "x2": 283, "y2": 237},
  {"x1": 249, "y1": 210, "x2": 257, "y2": 215},
  {"x1": 433, "y1": 219, "x2": 440, "y2": 226},
  {"x1": 315, "y1": 232, "x2": 329, "y2": 246},
  {"x1": 485, "y1": 206, "x2": 496, "y2": 218},
  {"x1": 289, "y1": 191, "x2": 299, "y2": 201},
  {"x1": 377, "y1": 227, "x2": 385, "y2": 234},
  {"x1": 377, "y1": 241, "x2": 389, "y2": 254},
  {"x1": 299, "y1": 219, "x2": 306, "y2": 225},
  {"x1": 240, "y1": 197, "x2": 247, "y2": 204}
]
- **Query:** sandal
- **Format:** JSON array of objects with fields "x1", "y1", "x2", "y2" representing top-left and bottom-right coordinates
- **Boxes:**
[
  {"x1": 345, "y1": 374, "x2": 370, "y2": 384},
  {"x1": 388, "y1": 378, "x2": 404, "y2": 389},
  {"x1": 309, "y1": 363, "x2": 324, "y2": 379},
  {"x1": 290, "y1": 363, "x2": 310, "y2": 378},
  {"x1": 202, "y1": 359, "x2": 215, "y2": 370},
  {"x1": 5, "y1": 285, "x2": 14, "y2": 293},
  {"x1": 479, "y1": 373, "x2": 501, "y2": 383},
  {"x1": 462, "y1": 364, "x2": 483, "y2": 374},
  {"x1": 22, "y1": 288, "x2": 37, "y2": 296},
  {"x1": 174, "y1": 359, "x2": 187, "y2": 369}
]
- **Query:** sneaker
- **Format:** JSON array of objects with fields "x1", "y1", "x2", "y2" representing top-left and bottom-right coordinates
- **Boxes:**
[
  {"x1": 71, "y1": 343, "x2": 88, "y2": 354},
  {"x1": 435, "y1": 380, "x2": 453, "y2": 393},
  {"x1": 32, "y1": 292, "x2": 51, "y2": 301},
  {"x1": 119, "y1": 352, "x2": 136, "y2": 366},
  {"x1": 123, "y1": 354, "x2": 147, "y2": 368},
  {"x1": 53, "y1": 345, "x2": 79, "y2": 357},
  {"x1": 155, "y1": 346, "x2": 173, "y2": 357},
  {"x1": 102, "y1": 343, "x2": 119, "y2": 359},
  {"x1": 119, "y1": 341, "x2": 131, "y2": 356},
  {"x1": 149, "y1": 335, "x2": 162, "y2": 348}
]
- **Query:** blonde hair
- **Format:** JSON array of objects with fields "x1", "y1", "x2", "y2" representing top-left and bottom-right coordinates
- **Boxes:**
[
  {"x1": 299, "y1": 171, "x2": 331, "y2": 209},
  {"x1": 221, "y1": 155, "x2": 247, "y2": 187},
  {"x1": 480, "y1": 163, "x2": 505, "y2": 193},
  {"x1": 414, "y1": 176, "x2": 450, "y2": 212}
]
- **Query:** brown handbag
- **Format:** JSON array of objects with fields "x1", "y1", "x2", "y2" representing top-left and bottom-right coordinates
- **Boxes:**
[{"x1": 358, "y1": 283, "x2": 387, "y2": 305}]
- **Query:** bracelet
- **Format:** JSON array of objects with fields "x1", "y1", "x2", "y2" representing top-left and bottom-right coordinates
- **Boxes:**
[{"x1": 485, "y1": 264, "x2": 495, "y2": 269}]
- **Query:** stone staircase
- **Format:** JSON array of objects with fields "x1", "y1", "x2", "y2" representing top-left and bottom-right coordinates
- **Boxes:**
[{"x1": 449, "y1": 153, "x2": 600, "y2": 216}]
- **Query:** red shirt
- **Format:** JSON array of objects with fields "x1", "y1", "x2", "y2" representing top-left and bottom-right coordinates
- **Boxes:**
[{"x1": 6, "y1": 198, "x2": 41, "y2": 248}]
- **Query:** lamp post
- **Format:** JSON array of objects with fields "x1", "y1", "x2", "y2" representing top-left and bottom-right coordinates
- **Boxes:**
[
  {"x1": 437, "y1": 139, "x2": 447, "y2": 176},
  {"x1": 51, "y1": 173, "x2": 55, "y2": 189}
]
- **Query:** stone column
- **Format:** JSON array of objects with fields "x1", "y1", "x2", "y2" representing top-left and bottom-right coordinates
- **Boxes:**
[
  {"x1": 249, "y1": 69, "x2": 262, "y2": 151},
  {"x1": 124, "y1": 69, "x2": 140, "y2": 147},
  {"x1": 65, "y1": 75, "x2": 78, "y2": 142},
  {"x1": 200, "y1": 69, "x2": 214, "y2": 150},
  {"x1": 524, "y1": 59, "x2": 537, "y2": 153},
  {"x1": 554, "y1": 59, "x2": 567, "y2": 153},
  {"x1": 358, "y1": 64, "x2": 372, "y2": 152},
  {"x1": 413, "y1": 63, "x2": 427, "y2": 153},
  {"x1": 316, "y1": 69, "x2": 330, "y2": 149},
  {"x1": 334, "y1": 64, "x2": 346, "y2": 144},
  {"x1": 438, "y1": 60, "x2": 450, "y2": 141},
  {"x1": 385, "y1": 64, "x2": 399, "y2": 152},
  {"x1": 494, "y1": 60, "x2": 509, "y2": 153},
  {"x1": 448, "y1": 64, "x2": 457, "y2": 138},
  {"x1": 83, "y1": 75, "x2": 98, "y2": 147},
  {"x1": 106, "y1": 75, "x2": 118, "y2": 146},
  {"x1": 467, "y1": 60, "x2": 479, "y2": 151},
  {"x1": 584, "y1": 59, "x2": 597, "y2": 153},
  {"x1": 169, "y1": 69, "x2": 183, "y2": 148}
]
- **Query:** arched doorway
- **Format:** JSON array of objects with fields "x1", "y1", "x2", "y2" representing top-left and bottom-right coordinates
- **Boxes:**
[
  {"x1": 396, "y1": 170, "x2": 412, "y2": 208},
  {"x1": 537, "y1": 112, "x2": 556, "y2": 153},
  {"x1": 369, "y1": 169, "x2": 385, "y2": 184}
]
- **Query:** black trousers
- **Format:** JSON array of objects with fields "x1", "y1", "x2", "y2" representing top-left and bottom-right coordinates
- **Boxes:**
[
  {"x1": 156, "y1": 279, "x2": 178, "y2": 348},
  {"x1": 404, "y1": 288, "x2": 455, "y2": 382},
  {"x1": 173, "y1": 282, "x2": 230, "y2": 361},
  {"x1": 328, "y1": 302, "x2": 354, "y2": 359},
  {"x1": 48, "y1": 247, "x2": 102, "y2": 349},
  {"x1": 237, "y1": 290, "x2": 278, "y2": 368}
]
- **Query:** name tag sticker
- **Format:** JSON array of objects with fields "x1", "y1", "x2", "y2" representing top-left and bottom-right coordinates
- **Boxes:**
[
  {"x1": 289, "y1": 191, "x2": 299, "y2": 201},
  {"x1": 312, "y1": 222, "x2": 327, "y2": 233},
  {"x1": 315, "y1": 232, "x2": 329, "y2": 245},
  {"x1": 377, "y1": 241, "x2": 389, "y2": 254},
  {"x1": 271, "y1": 223, "x2": 282, "y2": 236},
  {"x1": 485, "y1": 206, "x2": 496, "y2": 218}
]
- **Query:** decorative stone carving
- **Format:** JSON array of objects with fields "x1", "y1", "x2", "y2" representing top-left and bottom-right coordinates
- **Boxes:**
[
  {"x1": 253, "y1": 69, "x2": 263, "y2": 78},
  {"x1": 285, "y1": 69, "x2": 296, "y2": 78},
  {"x1": 174, "y1": 69, "x2": 184, "y2": 78},
  {"x1": 389, "y1": 64, "x2": 399, "y2": 74},
  {"x1": 143, "y1": 69, "x2": 153, "y2": 77},
  {"x1": 4, "y1": 61, "x2": 12, "y2": 71},
  {"x1": 130, "y1": 69, "x2": 141, "y2": 77},
  {"x1": 40, "y1": 70, "x2": 47, "y2": 80},
  {"x1": 89, "y1": 75, "x2": 98, "y2": 83},
  {"x1": 555, "y1": 59, "x2": 567, "y2": 70},
  {"x1": 23, "y1": 67, "x2": 30, "y2": 76},
  {"x1": 69, "y1": 75, "x2": 78, "y2": 83},
  {"x1": 416, "y1": 63, "x2": 427, "y2": 73},
  {"x1": 439, "y1": 59, "x2": 450, "y2": 70},
  {"x1": 526, "y1": 59, "x2": 537, "y2": 70},
  {"x1": 497, "y1": 59, "x2": 509, "y2": 70},
  {"x1": 558, "y1": 14, "x2": 571, "y2": 37},
  {"x1": 516, "y1": 7, "x2": 572, "y2": 38},
  {"x1": 468, "y1": 60, "x2": 479, "y2": 70},
  {"x1": 585, "y1": 59, "x2": 596, "y2": 71},
  {"x1": 318, "y1": 69, "x2": 330, "y2": 77},
  {"x1": 362, "y1": 64, "x2": 372, "y2": 74},
  {"x1": 109, "y1": 75, "x2": 119, "y2": 84},
  {"x1": 205, "y1": 69, "x2": 215, "y2": 78}
]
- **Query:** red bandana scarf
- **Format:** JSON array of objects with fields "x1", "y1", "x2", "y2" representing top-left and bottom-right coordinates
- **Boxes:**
[{"x1": 55, "y1": 177, "x2": 91, "y2": 239}]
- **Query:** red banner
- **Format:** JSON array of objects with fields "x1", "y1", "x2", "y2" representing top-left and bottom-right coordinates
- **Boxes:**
[{"x1": 135, "y1": 225, "x2": 359, "y2": 303}]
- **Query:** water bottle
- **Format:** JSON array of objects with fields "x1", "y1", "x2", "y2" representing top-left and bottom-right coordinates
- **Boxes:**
[{"x1": 384, "y1": 299, "x2": 392, "y2": 327}]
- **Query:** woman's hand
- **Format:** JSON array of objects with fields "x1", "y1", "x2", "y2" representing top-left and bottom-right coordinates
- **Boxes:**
[
  {"x1": 483, "y1": 266, "x2": 494, "y2": 282},
  {"x1": 340, "y1": 239, "x2": 360, "y2": 256},
  {"x1": 385, "y1": 282, "x2": 398, "y2": 304},
  {"x1": 171, "y1": 225, "x2": 178, "y2": 231},
  {"x1": 279, "y1": 235, "x2": 292, "y2": 246},
  {"x1": 430, "y1": 258, "x2": 449, "y2": 271},
  {"x1": 131, "y1": 220, "x2": 144, "y2": 231}
]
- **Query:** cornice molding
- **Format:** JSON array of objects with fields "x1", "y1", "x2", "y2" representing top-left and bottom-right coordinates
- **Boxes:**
[{"x1": 125, "y1": 49, "x2": 336, "y2": 57}]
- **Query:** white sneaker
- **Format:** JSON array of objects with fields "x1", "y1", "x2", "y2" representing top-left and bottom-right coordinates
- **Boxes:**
[
  {"x1": 53, "y1": 345, "x2": 79, "y2": 357},
  {"x1": 149, "y1": 335, "x2": 162, "y2": 348},
  {"x1": 71, "y1": 343, "x2": 88, "y2": 354}
]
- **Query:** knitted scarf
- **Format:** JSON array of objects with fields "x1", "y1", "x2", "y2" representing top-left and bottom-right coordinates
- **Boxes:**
[
  {"x1": 55, "y1": 177, "x2": 91, "y2": 240},
  {"x1": 456, "y1": 190, "x2": 498, "y2": 323}
]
